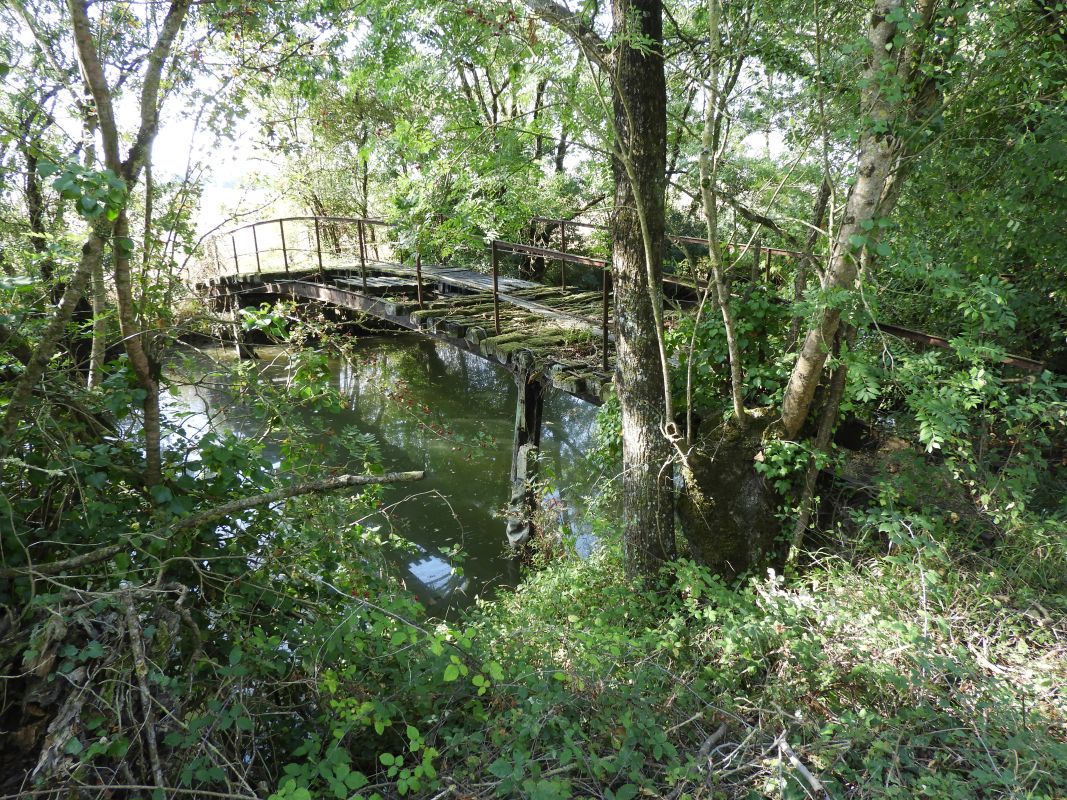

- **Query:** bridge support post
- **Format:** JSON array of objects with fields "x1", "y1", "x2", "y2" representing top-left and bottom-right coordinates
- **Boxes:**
[
  {"x1": 506, "y1": 370, "x2": 545, "y2": 548},
  {"x1": 314, "y1": 217, "x2": 325, "y2": 279},
  {"x1": 559, "y1": 221, "x2": 567, "y2": 291},
  {"x1": 358, "y1": 221, "x2": 368, "y2": 291},
  {"x1": 225, "y1": 294, "x2": 257, "y2": 360}
]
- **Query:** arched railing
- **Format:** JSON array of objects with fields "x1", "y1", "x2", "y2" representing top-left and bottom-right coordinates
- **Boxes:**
[{"x1": 199, "y1": 216, "x2": 395, "y2": 288}]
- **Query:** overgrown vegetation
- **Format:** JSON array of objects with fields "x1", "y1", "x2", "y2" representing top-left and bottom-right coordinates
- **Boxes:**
[{"x1": 2, "y1": 0, "x2": 1065, "y2": 796}]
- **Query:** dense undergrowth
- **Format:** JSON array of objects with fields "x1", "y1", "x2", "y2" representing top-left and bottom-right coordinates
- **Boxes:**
[
  {"x1": 1, "y1": 295, "x2": 1065, "y2": 798},
  {"x1": 254, "y1": 504, "x2": 1067, "y2": 800},
  {"x1": 7, "y1": 433, "x2": 1064, "y2": 800}
]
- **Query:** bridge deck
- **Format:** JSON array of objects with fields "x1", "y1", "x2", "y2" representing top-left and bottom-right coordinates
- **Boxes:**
[
  {"x1": 207, "y1": 261, "x2": 618, "y2": 404},
  {"x1": 200, "y1": 215, "x2": 1048, "y2": 408}
]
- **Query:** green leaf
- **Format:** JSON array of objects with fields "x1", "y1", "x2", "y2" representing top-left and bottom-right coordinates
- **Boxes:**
[
  {"x1": 344, "y1": 771, "x2": 369, "y2": 790},
  {"x1": 443, "y1": 664, "x2": 460, "y2": 682},
  {"x1": 0, "y1": 275, "x2": 34, "y2": 292}
]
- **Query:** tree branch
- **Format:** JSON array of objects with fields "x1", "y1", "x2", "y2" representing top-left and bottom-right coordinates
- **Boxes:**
[
  {"x1": 0, "y1": 471, "x2": 426, "y2": 579},
  {"x1": 124, "y1": 0, "x2": 192, "y2": 182},
  {"x1": 66, "y1": 0, "x2": 122, "y2": 171},
  {"x1": 522, "y1": 0, "x2": 613, "y2": 71}
]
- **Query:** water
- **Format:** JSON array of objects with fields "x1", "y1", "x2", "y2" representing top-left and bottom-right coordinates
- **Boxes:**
[{"x1": 166, "y1": 335, "x2": 604, "y2": 616}]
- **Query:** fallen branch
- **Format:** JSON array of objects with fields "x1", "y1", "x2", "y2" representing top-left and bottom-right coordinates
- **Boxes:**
[
  {"x1": 0, "y1": 471, "x2": 426, "y2": 579},
  {"x1": 778, "y1": 736, "x2": 829, "y2": 799}
]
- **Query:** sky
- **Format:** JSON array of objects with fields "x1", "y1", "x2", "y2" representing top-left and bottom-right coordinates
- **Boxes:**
[{"x1": 148, "y1": 103, "x2": 285, "y2": 238}]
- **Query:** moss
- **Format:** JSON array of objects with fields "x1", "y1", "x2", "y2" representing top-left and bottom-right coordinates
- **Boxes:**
[
  {"x1": 486, "y1": 333, "x2": 568, "y2": 355},
  {"x1": 678, "y1": 407, "x2": 783, "y2": 580}
]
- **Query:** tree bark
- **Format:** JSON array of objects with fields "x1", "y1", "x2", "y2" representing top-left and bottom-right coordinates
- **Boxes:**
[
  {"x1": 780, "y1": 0, "x2": 961, "y2": 438},
  {"x1": 523, "y1": 0, "x2": 676, "y2": 577},
  {"x1": 789, "y1": 324, "x2": 855, "y2": 560},
  {"x1": 554, "y1": 129, "x2": 568, "y2": 173},
  {"x1": 610, "y1": 0, "x2": 676, "y2": 577}
]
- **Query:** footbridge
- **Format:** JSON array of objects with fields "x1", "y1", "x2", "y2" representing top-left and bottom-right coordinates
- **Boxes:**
[
  {"x1": 193, "y1": 215, "x2": 792, "y2": 406},
  {"x1": 192, "y1": 214, "x2": 796, "y2": 543},
  {"x1": 191, "y1": 214, "x2": 1044, "y2": 545}
]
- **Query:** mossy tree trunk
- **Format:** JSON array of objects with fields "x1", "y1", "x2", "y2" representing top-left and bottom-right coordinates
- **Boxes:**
[
  {"x1": 522, "y1": 0, "x2": 678, "y2": 579},
  {"x1": 678, "y1": 409, "x2": 783, "y2": 581}
]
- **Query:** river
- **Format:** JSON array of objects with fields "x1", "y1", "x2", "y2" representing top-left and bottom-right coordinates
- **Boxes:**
[{"x1": 165, "y1": 335, "x2": 605, "y2": 616}]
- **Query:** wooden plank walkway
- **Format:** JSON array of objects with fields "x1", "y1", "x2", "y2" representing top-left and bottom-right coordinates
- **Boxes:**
[
  {"x1": 207, "y1": 261, "x2": 616, "y2": 404},
  {"x1": 360, "y1": 261, "x2": 542, "y2": 293}
]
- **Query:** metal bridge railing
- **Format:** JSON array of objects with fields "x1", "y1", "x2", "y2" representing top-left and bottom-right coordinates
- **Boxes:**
[
  {"x1": 527, "y1": 216, "x2": 804, "y2": 290},
  {"x1": 202, "y1": 216, "x2": 396, "y2": 290}
]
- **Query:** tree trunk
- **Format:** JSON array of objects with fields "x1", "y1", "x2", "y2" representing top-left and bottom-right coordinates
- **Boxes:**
[
  {"x1": 83, "y1": 123, "x2": 107, "y2": 390},
  {"x1": 554, "y1": 130, "x2": 568, "y2": 174},
  {"x1": 0, "y1": 231, "x2": 105, "y2": 446},
  {"x1": 113, "y1": 210, "x2": 163, "y2": 485},
  {"x1": 23, "y1": 150, "x2": 49, "y2": 276},
  {"x1": 678, "y1": 409, "x2": 782, "y2": 580},
  {"x1": 698, "y1": 0, "x2": 747, "y2": 421},
  {"x1": 610, "y1": 0, "x2": 676, "y2": 577},
  {"x1": 681, "y1": 0, "x2": 916, "y2": 578},
  {"x1": 789, "y1": 323, "x2": 855, "y2": 559},
  {"x1": 780, "y1": 0, "x2": 903, "y2": 438},
  {"x1": 787, "y1": 176, "x2": 832, "y2": 351},
  {"x1": 87, "y1": 254, "x2": 107, "y2": 390}
]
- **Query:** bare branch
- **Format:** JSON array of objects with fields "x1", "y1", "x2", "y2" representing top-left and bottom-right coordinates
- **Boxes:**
[{"x1": 522, "y1": 0, "x2": 612, "y2": 71}]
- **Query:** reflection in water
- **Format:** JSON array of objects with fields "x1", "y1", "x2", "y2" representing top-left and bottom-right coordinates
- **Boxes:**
[{"x1": 165, "y1": 336, "x2": 603, "y2": 616}]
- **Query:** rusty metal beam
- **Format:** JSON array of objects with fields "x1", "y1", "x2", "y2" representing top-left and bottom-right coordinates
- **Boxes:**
[
  {"x1": 492, "y1": 239, "x2": 609, "y2": 269},
  {"x1": 870, "y1": 322, "x2": 1045, "y2": 373},
  {"x1": 528, "y1": 216, "x2": 803, "y2": 258}
]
